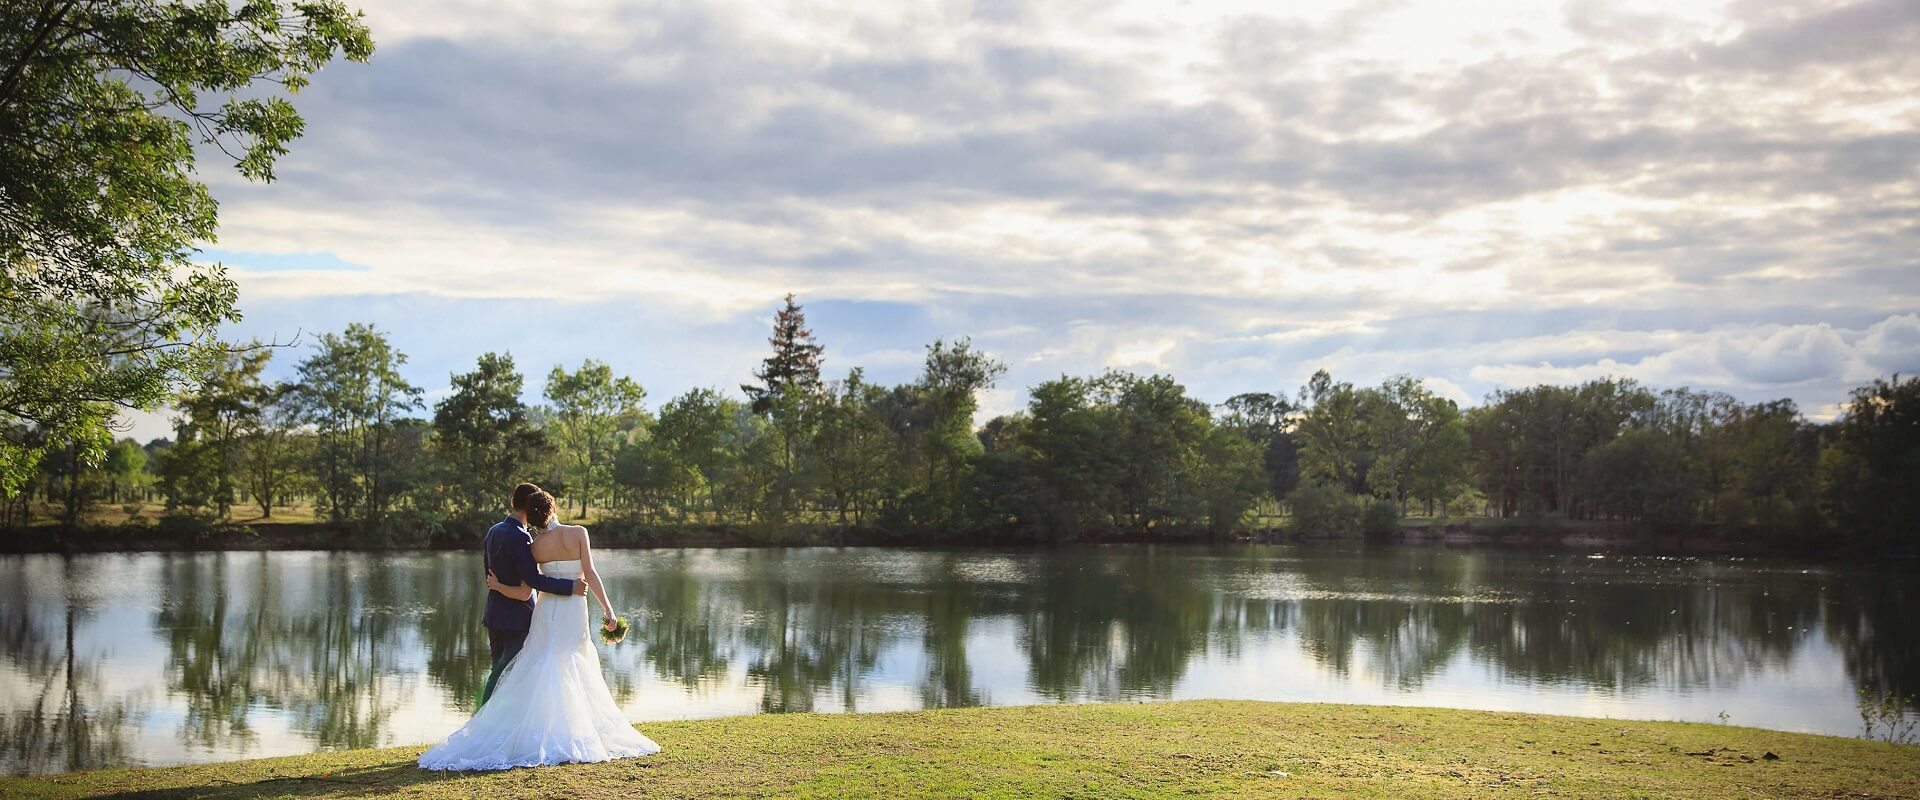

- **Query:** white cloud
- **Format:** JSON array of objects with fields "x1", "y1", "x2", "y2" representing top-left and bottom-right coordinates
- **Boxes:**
[
  {"x1": 1858, "y1": 313, "x2": 1920, "y2": 373},
  {"x1": 840, "y1": 348, "x2": 924, "y2": 369},
  {"x1": 191, "y1": 0, "x2": 1916, "y2": 419},
  {"x1": 1107, "y1": 338, "x2": 1179, "y2": 370},
  {"x1": 1717, "y1": 323, "x2": 1853, "y2": 384},
  {"x1": 1467, "y1": 315, "x2": 1915, "y2": 394},
  {"x1": 113, "y1": 406, "x2": 178, "y2": 445},
  {"x1": 1421, "y1": 376, "x2": 1474, "y2": 407},
  {"x1": 974, "y1": 387, "x2": 1023, "y2": 424}
]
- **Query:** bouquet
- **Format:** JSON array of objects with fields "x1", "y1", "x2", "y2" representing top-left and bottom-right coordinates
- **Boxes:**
[{"x1": 599, "y1": 615, "x2": 630, "y2": 645}]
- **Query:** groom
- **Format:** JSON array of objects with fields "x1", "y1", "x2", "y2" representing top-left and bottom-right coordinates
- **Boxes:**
[{"x1": 480, "y1": 482, "x2": 586, "y2": 704}]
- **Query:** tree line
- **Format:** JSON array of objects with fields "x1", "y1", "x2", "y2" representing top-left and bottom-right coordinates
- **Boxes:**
[{"x1": 7, "y1": 295, "x2": 1916, "y2": 548}]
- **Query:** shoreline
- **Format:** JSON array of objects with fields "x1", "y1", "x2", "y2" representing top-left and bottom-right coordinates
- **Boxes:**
[
  {"x1": 5, "y1": 700, "x2": 1915, "y2": 798},
  {"x1": 0, "y1": 518, "x2": 1896, "y2": 560}
]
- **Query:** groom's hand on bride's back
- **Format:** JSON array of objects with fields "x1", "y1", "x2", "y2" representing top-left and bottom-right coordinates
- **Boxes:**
[{"x1": 573, "y1": 580, "x2": 588, "y2": 596}]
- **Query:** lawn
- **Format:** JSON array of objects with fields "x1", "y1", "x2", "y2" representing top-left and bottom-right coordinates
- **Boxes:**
[{"x1": 5, "y1": 700, "x2": 1916, "y2": 799}]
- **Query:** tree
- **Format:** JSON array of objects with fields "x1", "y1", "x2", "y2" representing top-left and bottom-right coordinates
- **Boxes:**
[
  {"x1": 1582, "y1": 428, "x2": 1698, "y2": 527},
  {"x1": 742, "y1": 294, "x2": 827, "y2": 517},
  {"x1": 871, "y1": 382, "x2": 937, "y2": 516},
  {"x1": 811, "y1": 369, "x2": 894, "y2": 525},
  {"x1": 100, "y1": 437, "x2": 146, "y2": 505},
  {"x1": 917, "y1": 338, "x2": 1006, "y2": 515},
  {"x1": 0, "y1": 1, "x2": 373, "y2": 495},
  {"x1": 237, "y1": 385, "x2": 302, "y2": 519},
  {"x1": 1407, "y1": 393, "x2": 1471, "y2": 515},
  {"x1": 719, "y1": 404, "x2": 780, "y2": 525},
  {"x1": 1360, "y1": 376, "x2": 1424, "y2": 509},
  {"x1": 1192, "y1": 424, "x2": 1266, "y2": 533},
  {"x1": 1287, "y1": 483, "x2": 1362, "y2": 538},
  {"x1": 1103, "y1": 372, "x2": 1211, "y2": 531},
  {"x1": 1220, "y1": 391, "x2": 1301, "y2": 504},
  {"x1": 1295, "y1": 371, "x2": 1368, "y2": 494},
  {"x1": 172, "y1": 347, "x2": 272, "y2": 518},
  {"x1": 742, "y1": 293, "x2": 825, "y2": 411},
  {"x1": 1467, "y1": 401, "x2": 1523, "y2": 517},
  {"x1": 1487, "y1": 385, "x2": 1581, "y2": 515},
  {"x1": 973, "y1": 414, "x2": 1048, "y2": 537},
  {"x1": 1010, "y1": 371, "x2": 1264, "y2": 538},
  {"x1": 1821, "y1": 375, "x2": 1920, "y2": 543},
  {"x1": 1360, "y1": 377, "x2": 1471, "y2": 515},
  {"x1": 1019, "y1": 376, "x2": 1118, "y2": 539},
  {"x1": 433, "y1": 353, "x2": 543, "y2": 519},
  {"x1": 1724, "y1": 399, "x2": 1817, "y2": 528},
  {"x1": 289, "y1": 324, "x2": 420, "y2": 525},
  {"x1": 647, "y1": 388, "x2": 736, "y2": 521},
  {"x1": 544, "y1": 360, "x2": 645, "y2": 519},
  {"x1": 43, "y1": 434, "x2": 108, "y2": 526},
  {"x1": 1468, "y1": 378, "x2": 1651, "y2": 518},
  {"x1": 156, "y1": 415, "x2": 222, "y2": 520}
]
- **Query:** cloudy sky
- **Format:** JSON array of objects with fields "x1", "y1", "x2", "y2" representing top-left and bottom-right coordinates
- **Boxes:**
[{"x1": 138, "y1": 0, "x2": 1920, "y2": 438}]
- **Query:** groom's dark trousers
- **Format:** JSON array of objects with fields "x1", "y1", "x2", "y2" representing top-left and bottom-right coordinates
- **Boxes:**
[
  {"x1": 483, "y1": 628, "x2": 527, "y2": 704},
  {"x1": 479, "y1": 516, "x2": 578, "y2": 704}
]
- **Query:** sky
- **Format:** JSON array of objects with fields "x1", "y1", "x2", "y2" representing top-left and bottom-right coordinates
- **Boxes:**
[{"x1": 128, "y1": 0, "x2": 1920, "y2": 440}]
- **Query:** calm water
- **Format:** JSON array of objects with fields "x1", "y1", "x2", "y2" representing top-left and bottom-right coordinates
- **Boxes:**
[{"x1": 2, "y1": 546, "x2": 1914, "y2": 774}]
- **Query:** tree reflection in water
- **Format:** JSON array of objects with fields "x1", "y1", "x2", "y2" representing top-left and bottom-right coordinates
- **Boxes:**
[
  {"x1": 158, "y1": 554, "x2": 406, "y2": 750},
  {"x1": 1, "y1": 557, "x2": 138, "y2": 774},
  {"x1": 0, "y1": 547, "x2": 1913, "y2": 775}
]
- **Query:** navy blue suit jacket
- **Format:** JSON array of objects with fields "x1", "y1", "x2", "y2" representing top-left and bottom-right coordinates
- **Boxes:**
[{"x1": 481, "y1": 516, "x2": 577, "y2": 631}]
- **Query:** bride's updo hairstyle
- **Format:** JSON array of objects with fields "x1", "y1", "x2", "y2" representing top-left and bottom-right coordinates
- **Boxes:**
[{"x1": 526, "y1": 490, "x2": 558, "y2": 531}]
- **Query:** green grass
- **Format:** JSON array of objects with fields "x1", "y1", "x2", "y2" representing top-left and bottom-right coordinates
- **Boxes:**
[{"x1": 6, "y1": 701, "x2": 1916, "y2": 799}]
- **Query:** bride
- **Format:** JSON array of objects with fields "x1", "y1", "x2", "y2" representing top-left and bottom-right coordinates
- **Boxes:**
[{"x1": 419, "y1": 490, "x2": 660, "y2": 770}]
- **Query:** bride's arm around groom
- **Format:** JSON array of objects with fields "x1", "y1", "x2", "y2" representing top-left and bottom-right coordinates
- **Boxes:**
[{"x1": 488, "y1": 522, "x2": 615, "y2": 633}]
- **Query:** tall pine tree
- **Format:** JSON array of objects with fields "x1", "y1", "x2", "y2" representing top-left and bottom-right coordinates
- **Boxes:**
[{"x1": 743, "y1": 294, "x2": 826, "y2": 413}]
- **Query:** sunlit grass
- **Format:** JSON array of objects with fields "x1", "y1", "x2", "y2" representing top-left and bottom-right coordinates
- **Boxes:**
[
  {"x1": 16, "y1": 500, "x2": 330, "y2": 527},
  {"x1": 6, "y1": 701, "x2": 1916, "y2": 799}
]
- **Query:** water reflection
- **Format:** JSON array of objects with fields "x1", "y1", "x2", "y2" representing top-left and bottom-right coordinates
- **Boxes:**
[
  {"x1": 0, "y1": 547, "x2": 1913, "y2": 774},
  {"x1": 0, "y1": 558, "x2": 139, "y2": 774}
]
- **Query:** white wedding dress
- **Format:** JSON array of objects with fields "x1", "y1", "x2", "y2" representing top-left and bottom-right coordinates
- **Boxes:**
[{"x1": 418, "y1": 559, "x2": 661, "y2": 770}]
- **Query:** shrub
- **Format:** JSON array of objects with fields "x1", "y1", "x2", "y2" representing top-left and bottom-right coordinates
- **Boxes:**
[
  {"x1": 1286, "y1": 485, "x2": 1361, "y2": 538},
  {"x1": 361, "y1": 509, "x2": 450, "y2": 548},
  {"x1": 1361, "y1": 498, "x2": 1400, "y2": 537}
]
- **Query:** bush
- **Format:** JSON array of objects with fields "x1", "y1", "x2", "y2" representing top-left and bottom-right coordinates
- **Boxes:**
[
  {"x1": 155, "y1": 513, "x2": 215, "y2": 536},
  {"x1": 1286, "y1": 485, "x2": 1361, "y2": 538},
  {"x1": 360, "y1": 509, "x2": 450, "y2": 547},
  {"x1": 1361, "y1": 498, "x2": 1400, "y2": 537}
]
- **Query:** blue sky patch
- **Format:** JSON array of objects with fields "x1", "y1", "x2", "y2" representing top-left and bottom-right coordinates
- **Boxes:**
[{"x1": 200, "y1": 248, "x2": 369, "y2": 272}]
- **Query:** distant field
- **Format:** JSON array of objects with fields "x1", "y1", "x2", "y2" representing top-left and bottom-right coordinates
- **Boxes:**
[
  {"x1": 9, "y1": 502, "x2": 642, "y2": 529},
  {"x1": 14, "y1": 500, "x2": 329, "y2": 527}
]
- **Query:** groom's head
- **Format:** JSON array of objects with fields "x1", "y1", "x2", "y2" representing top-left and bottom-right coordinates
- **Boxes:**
[{"x1": 510, "y1": 483, "x2": 541, "y2": 516}]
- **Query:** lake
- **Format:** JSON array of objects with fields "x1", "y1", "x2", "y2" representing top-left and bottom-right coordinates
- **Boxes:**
[{"x1": 2, "y1": 545, "x2": 1913, "y2": 774}]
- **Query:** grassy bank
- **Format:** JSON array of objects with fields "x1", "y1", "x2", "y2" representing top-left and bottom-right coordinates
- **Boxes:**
[{"x1": 5, "y1": 701, "x2": 1916, "y2": 799}]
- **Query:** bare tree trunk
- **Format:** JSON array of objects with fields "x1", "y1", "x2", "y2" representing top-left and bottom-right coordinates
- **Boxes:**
[{"x1": 62, "y1": 444, "x2": 80, "y2": 527}]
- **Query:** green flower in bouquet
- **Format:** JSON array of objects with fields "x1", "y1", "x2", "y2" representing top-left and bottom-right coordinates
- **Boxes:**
[{"x1": 599, "y1": 615, "x2": 630, "y2": 645}]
